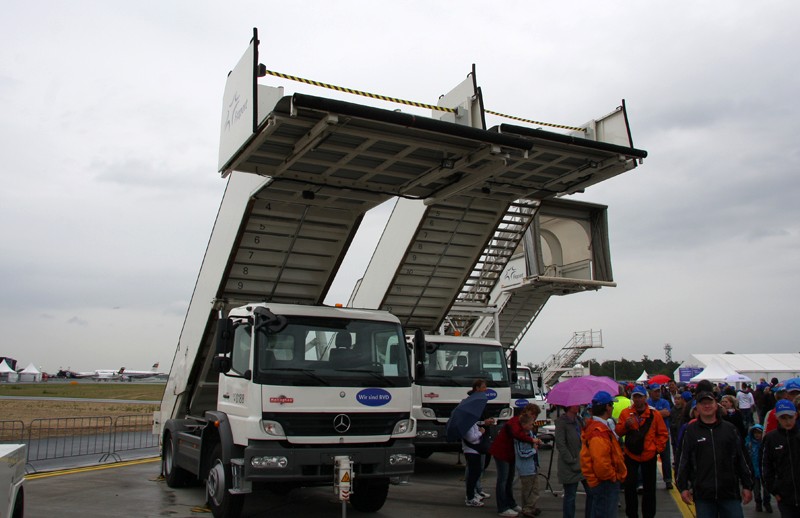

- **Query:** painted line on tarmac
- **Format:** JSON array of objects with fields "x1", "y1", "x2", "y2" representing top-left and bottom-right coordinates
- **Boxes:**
[
  {"x1": 25, "y1": 457, "x2": 159, "y2": 480},
  {"x1": 669, "y1": 486, "x2": 696, "y2": 518}
]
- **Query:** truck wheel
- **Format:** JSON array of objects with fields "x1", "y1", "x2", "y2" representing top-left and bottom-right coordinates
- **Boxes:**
[
  {"x1": 12, "y1": 486, "x2": 23, "y2": 518},
  {"x1": 206, "y1": 444, "x2": 245, "y2": 518},
  {"x1": 349, "y1": 477, "x2": 389, "y2": 513},
  {"x1": 163, "y1": 432, "x2": 192, "y2": 487}
]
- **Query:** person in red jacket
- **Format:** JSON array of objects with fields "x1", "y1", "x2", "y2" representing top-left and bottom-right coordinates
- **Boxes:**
[
  {"x1": 616, "y1": 385, "x2": 669, "y2": 518},
  {"x1": 489, "y1": 403, "x2": 542, "y2": 517}
]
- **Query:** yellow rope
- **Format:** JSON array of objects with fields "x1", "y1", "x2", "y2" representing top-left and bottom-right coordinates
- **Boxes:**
[{"x1": 262, "y1": 69, "x2": 585, "y2": 132}]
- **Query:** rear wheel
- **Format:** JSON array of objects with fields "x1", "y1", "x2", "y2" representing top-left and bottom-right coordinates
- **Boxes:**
[
  {"x1": 163, "y1": 432, "x2": 192, "y2": 487},
  {"x1": 349, "y1": 477, "x2": 389, "y2": 512},
  {"x1": 206, "y1": 444, "x2": 245, "y2": 518}
]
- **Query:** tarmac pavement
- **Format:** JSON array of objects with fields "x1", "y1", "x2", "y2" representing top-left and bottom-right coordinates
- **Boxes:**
[{"x1": 23, "y1": 446, "x2": 766, "y2": 518}]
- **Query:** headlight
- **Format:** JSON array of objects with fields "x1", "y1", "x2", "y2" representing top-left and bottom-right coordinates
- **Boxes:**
[
  {"x1": 389, "y1": 453, "x2": 414, "y2": 465},
  {"x1": 392, "y1": 419, "x2": 413, "y2": 435},
  {"x1": 251, "y1": 456, "x2": 288, "y2": 468},
  {"x1": 499, "y1": 407, "x2": 513, "y2": 418},
  {"x1": 421, "y1": 407, "x2": 435, "y2": 418},
  {"x1": 261, "y1": 420, "x2": 285, "y2": 436}
]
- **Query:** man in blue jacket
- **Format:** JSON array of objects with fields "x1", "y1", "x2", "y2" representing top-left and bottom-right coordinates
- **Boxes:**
[{"x1": 647, "y1": 383, "x2": 673, "y2": 489}]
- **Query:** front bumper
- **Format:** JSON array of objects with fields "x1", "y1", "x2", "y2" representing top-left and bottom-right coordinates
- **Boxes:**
[{"x1": 243, "y1": 439, "x2": 415, "y2": 484}]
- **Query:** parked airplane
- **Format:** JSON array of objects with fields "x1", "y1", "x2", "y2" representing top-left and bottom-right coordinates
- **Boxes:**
[{"x1": 56, "y1": 363, "x2": 164, "y2": 381}]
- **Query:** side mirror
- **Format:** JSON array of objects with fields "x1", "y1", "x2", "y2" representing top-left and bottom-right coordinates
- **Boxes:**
[
  {"x1": 509, "y1": 350, "x2": 518, "y2": 383},
  {"x1": 215, "y1": 318, "x2": 234, "y2": 355},
  {"x1": 412, "y1": 329, "x2": 426, "y2": 379}
]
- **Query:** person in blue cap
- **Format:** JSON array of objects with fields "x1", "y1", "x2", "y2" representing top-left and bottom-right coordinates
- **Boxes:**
[
  {"x1": 616, "y1": 385, "x2": 669, "y2": 518},
  {"x1": 762, "y1": 399, "x2": 799, "y2": 517},
  {"x1": 580, "y1": 391, "x2": 626, "y2": 518},
  {"x1": 646, "y1": 383, "x2": 673, "y2": 489}
]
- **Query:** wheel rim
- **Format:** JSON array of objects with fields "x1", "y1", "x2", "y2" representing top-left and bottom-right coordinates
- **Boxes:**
[
  {"x1": 164, "y1": 440, "x2": 174, "y2": 475},
  {"x1": 207, "y1": 460, "x2": 226, "y2": 506}
]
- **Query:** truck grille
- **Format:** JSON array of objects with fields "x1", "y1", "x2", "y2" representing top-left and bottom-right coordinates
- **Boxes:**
[{"x1": 262, "y1": 412, "x2": 409, "y2": 436}]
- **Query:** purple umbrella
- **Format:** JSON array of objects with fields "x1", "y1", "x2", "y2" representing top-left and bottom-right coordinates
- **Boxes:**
[{"x1": 546, "y1": 375, "x2": 620, "y2": 407}]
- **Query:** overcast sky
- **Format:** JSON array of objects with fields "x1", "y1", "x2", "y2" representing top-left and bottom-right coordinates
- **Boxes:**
[{"x1": 2, "y1": 2, "x2": 799, "y2": 373}]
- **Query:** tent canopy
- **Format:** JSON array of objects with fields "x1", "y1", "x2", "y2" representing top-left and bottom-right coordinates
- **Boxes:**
[
  {"x1": 20, "y1": 363, "x2": 40, "y2": 374},
  {"x1": 636, "y1": 370, "x2": 649, "y2": 383},
  {"x1": 0, "y1": 360, "x2": 14, "y2": 373},
  {"x1": 690, "y1": 360, "x2": 736, "y2": 383}
]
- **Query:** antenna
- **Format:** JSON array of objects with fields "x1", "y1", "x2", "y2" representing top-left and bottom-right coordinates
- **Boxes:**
[{"x1": 664, "y1": 343, "x2": 673, "y2": 363}]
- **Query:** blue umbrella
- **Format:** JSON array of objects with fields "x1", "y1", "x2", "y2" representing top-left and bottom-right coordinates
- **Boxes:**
[{"x1": 445, "y1": 391, "x2": 488, "y2": 442}]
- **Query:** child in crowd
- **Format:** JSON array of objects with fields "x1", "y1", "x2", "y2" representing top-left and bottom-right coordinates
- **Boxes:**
[
  {"x1": 514, "y1": 413, "x2": 542, "y2": 517},
  {"x1": 745, "y1": 424, "x2": 772, "y2": 513}
]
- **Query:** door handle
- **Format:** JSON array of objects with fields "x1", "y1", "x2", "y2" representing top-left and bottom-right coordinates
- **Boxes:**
[{"x1": 222, "y1": 393, "x2": 230, "y2": 399}]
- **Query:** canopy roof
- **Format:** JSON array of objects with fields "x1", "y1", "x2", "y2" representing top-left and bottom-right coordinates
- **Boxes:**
[
  {"x1": 20, "y1": 362, "x2": 40, "y2": 374},
  {"x1": 0, "y1": 360, "x2": 14, "y2": 373},
  {"x1": 690, "y1": 359, "x2": 737, "y2": 383}
]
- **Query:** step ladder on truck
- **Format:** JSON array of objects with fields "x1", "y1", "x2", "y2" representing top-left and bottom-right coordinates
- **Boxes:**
[
  {"x1": 157, "y1": 28, "x2": 647, "y2": 518},
  {"x1": 346, "y1": 64, "x2": 647, "y2": 454}
]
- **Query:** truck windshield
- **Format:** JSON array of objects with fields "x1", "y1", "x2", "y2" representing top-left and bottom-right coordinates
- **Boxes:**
[
  {"x1": 253, "y1": 316, "x2": 410, "y2": 388},
  {"x1": 419, "y1": 342, "x2": 510, "y2": 388},
  {"x1": 511, "y1": 369, "x2": 535, "y2": 398}
]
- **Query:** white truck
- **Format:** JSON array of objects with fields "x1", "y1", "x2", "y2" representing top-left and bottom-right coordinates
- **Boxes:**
[
  {"x1": 509, "y1": 365, "x2": 548, "y2": 417},
  {"x1": 0, "y1": 444, "x2": 25, "y2": 518},
  {"x1": 410, "y1": 334, "x2": 513, "y2": 457}
]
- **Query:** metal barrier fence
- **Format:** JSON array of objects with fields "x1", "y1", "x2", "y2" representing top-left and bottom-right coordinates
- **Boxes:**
[
  {"x1": 0, "y1": 420, "x2": 25, "y2": 443},
  {"x1": 0, "y1": 415, "x2": 159, "y2": 465}
]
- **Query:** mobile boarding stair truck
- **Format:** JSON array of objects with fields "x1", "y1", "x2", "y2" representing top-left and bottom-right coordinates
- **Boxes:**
[{"x1": 158, "y1": 28, "x2": 647, "y2": 517}]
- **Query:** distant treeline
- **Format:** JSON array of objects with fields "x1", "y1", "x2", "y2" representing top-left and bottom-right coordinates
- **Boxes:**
[{"x1": 528, "y1": 357, "x2": 681, "y2": 382}]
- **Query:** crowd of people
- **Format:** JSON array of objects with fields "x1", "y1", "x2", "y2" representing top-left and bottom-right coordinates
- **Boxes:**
[{"x1": 457, "y1": 376, "x2": 800, "y2": 518}]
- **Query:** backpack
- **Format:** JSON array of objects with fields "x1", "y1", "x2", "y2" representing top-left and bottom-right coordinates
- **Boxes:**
[{"x1": 624, "y1": 413, "x2": 654, "y2": 455}]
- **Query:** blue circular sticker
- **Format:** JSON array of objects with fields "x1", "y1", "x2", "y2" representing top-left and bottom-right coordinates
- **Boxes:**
[
  {"x1": 515, "y1": 398, "x2": 530, "y2": 408},
  {"x1": 485, "y1": 388, "x2": 498, "y2": 400},
  {"x1": 356, "y1": 388, "x2": 392, "y2": 407}
]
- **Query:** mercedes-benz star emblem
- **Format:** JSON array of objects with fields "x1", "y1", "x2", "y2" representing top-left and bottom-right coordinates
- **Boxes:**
[{"x1": 333, "y1": 414, "x2": 351, "y2": 434}]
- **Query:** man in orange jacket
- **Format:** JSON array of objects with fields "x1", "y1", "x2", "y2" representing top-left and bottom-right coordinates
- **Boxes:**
[
  {"x1": 616, "y1": 385, "x2": 669, "y2": 518},
  {"x1": 580, "y1": 391, "x2": 627, "y2": 518}
]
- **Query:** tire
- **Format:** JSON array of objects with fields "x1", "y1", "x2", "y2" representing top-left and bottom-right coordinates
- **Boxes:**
[
  {"x1": 414, "y1": 448, "x2": 433, "y2": 459},
  {"x1": 349, "y1": 477, "x2": 389, "y2": 513},
  {"x1": 206, "y1": 444, "x2": 245, "y2": 518},
  {"x1": 163, "y1": 433, "x2": 193, "y2": 488},
  {"x1": 12, "y1": 486, "x2": 23, "y2": 518}
]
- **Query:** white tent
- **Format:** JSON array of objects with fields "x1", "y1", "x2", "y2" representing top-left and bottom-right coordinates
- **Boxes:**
[
  {"x1": 690, "y1": 360, "x2": 736, "y2": 383},
  {"x1": 636, "y1": 370, "x2": 649, "y2": 383},
  {"x1": 18, "y1": 362, "x2": 42, "y2": 382},
  {"x1": 0, "y1": 359, "x2": 18, "y2": 382},
  {"x1": 675, "y1": 353, "x2": 800, "y2": 384}
]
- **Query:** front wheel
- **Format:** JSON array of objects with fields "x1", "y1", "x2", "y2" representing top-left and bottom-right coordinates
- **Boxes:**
[
  {"x1": 206, "y1": 444, "x2": 245, "y2": 518},
  {"x1": 163, "y1": 432, "x2": 192, "y2": 487},
  {"x1": 349, "y1": 477, "x2": 389, "y2": 512}
]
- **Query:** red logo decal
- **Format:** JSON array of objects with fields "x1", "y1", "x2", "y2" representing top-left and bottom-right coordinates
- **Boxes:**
[
  {"x1": 269, "y1": 396, "x2": 294, "y2": 404},
  {"x1": 423, "y1": 392, "x2": 439, "y2": 399}
]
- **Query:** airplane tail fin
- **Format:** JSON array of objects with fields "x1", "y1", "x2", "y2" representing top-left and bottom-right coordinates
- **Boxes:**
[{"x1": 152, "y1": 362, "x2": 159, "y2": 370}]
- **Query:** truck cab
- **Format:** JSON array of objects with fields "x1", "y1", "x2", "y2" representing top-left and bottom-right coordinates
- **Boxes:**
[
  {"x1": 162, "y1": 303, "x2": 415, "y2": 516},
  {"x1": 411, "y1": 334, "x2": 512, "y2": 457}
]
